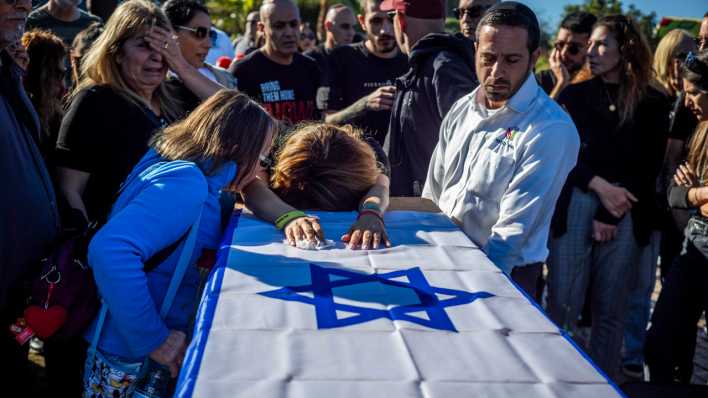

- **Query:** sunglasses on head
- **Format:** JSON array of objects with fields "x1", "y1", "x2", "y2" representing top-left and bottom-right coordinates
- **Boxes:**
[
  {"x1": 554, "y1": 41, "x2": 583, "y2": 56},
  {"x1": 176, "y1": 25, "x2": 217, "y2": 42},
  {"x1": 684, "y1": 52, "x2": 708, "y2": 75},
  {"x1": 453, "y1": 5, "x2": 492, "y2": 20}
]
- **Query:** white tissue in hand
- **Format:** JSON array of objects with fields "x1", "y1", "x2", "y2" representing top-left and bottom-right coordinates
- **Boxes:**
[{"x1": 286, "y1": 239, "x2": 335, "y2": 250}]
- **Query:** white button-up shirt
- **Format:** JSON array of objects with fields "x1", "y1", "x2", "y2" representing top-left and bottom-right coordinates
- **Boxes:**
[{"x1": 423, "y1": 73, "x2": 580, "y2": 274}]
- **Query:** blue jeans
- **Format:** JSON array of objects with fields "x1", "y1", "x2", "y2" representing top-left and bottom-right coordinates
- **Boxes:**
[{"x1": 622, "y1": 231, "x2": 660, "y2": 366}]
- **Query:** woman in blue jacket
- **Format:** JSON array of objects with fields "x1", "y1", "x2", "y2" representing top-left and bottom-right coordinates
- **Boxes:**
[{"x1": 83, "y1": 91, "x2": 276, "y2": 396}]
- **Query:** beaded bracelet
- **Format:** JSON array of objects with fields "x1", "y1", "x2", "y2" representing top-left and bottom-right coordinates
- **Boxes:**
[
  {"x1": 357, "y1": 209, "x2": 384, "y2": 224},
  {"x1": 275, "y1": 210, "x2": 307, "y2": 230}
]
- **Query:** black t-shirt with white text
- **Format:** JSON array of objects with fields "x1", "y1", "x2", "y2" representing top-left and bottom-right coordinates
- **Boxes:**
[
  {"x1": 328, "y1": 42, "x2": 408, "y2": 145},
  {"x1": 229, "y1": 50, "x2": 323, "y2": 125}
]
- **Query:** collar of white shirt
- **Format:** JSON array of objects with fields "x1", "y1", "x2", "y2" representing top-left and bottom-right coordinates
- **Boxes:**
[{"x1": 474, "y1": 72, "x2": 539, "y2": 115}]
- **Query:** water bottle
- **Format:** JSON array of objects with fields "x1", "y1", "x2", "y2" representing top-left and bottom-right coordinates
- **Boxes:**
[{"x1": 132, "y1": 359, "x2": 171, "y2": 398}]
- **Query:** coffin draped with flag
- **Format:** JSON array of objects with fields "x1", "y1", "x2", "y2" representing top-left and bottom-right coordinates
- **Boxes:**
[{"x1": 176, "y1": 211, "x2": 622, "y2": 397}]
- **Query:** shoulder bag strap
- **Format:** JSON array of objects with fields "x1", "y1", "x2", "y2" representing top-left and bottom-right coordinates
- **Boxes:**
[{"x1": 87, "y1": 208, "x2": 203, "y2": 363}]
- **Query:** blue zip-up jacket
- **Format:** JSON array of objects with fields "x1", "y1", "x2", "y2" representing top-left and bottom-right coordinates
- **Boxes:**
[{"x1": 85, "y1": 148, "x2": 236, "y2": 360}]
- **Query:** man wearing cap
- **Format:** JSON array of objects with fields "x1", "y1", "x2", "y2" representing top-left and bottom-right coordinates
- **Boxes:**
[
  {"x1": 421, "y1": 2, "x2": 580, "y2": 297},
  {"x1": 382, "y1": 0, "x2": 477, "y2": 197}
]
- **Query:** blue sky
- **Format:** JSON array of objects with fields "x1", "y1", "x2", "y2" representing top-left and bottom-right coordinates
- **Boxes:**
[{"x1": 520, "y1": 0, "x2": 706, "y2": 29}]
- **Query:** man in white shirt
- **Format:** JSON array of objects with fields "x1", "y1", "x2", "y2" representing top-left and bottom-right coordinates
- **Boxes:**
[{"x1": 423, "y1": 2, "x2": 580, "y2": 297}]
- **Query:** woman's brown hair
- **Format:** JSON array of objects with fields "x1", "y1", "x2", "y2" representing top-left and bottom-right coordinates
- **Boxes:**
[
  {"x1": 594, "y1": 15, "x2": 654, "y2": 125},
  {"x1": 21, "y1": 29, "x2": 67, "y2": 135},
  {"x1": 687, "y1": 121, "x2": 708, "y2": 183},
  {"x1": 151, "y1": 90, "x2": 275, "y2": 187},
  {"x1": 72, "y1": 0, "x2": 180, "y2": 120},
  {"x1": 270, "y1": 124, "x2": 380, "y2": 211}
]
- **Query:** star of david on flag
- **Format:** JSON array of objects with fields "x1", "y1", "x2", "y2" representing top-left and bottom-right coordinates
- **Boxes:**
[{"x1": 260, "y1": 264, "x2": 494, "y2": 332}]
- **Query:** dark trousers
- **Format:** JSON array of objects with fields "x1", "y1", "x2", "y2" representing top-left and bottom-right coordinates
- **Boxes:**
[
  {"x1": 0, "y1": 287, "x2": 33, "y2": 395},
  {"x1": 511, "y1": 262, "x2": 543, "y2": 302},
  {"x1": 45, "y1": 336, "x2": 88, "y2": 397},
  {"x1": 645, "y1": 240, "x2": 708, "y2": 383}
]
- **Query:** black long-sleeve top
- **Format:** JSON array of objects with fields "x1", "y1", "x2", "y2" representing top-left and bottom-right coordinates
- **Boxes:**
[{"x1": 551, "y1": 77, "x2": 670, "y2": 245}]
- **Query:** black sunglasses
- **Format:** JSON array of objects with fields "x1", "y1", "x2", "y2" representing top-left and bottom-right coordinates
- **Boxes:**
[
  {"x1": 453, "y1": 5, "x2": 492, "y2": 20},
  {"x1": 554, "y1": 41, "x2": 583, "y2": 56},
  {"x1": 176, "y1": 25, "x2": 217, "y2": 42}
]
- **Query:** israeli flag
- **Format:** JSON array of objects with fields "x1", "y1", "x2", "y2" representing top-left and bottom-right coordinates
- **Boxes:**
[{"x1": 176, "y1": 211, "x2": 621, "y2": 397}]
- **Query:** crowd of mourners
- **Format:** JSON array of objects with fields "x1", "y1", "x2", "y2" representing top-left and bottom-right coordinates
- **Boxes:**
[{"x1": 1, "y1": 0, "x2": 708, "y2": 395}]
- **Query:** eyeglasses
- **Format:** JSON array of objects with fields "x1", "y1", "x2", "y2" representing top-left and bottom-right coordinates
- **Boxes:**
[
  {"x1": 176, "y1": 25, "x2": 217, "y2": 42},
  {"x1": 386, "y1": 10, "x2": 399, "y2": 22},
  {"x1": 453, "y1": 5, "x2": 493, "y2": 20},
  {"x1": 554, "y1": 41, "x2": 584, "y2": 56}
]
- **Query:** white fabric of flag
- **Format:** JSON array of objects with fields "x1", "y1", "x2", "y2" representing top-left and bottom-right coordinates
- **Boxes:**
[{"x1": 176, "y1": 211, "x2": 621, "y2": 398}]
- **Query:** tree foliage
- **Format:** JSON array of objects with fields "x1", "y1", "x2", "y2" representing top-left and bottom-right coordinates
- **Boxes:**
[{"x1": 561, "y1": 0, "x2": 658, "y2": 47}]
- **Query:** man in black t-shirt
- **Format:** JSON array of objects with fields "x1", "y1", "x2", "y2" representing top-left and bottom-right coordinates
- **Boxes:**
[
  {"x1": 324, "y1": 0, "x2": 408, "y2": 145},
  {"x1": 304, "y1": 4, "x2": 356, "y2": 87},
  {"x1": 27, "y1": 0, "x2": 102, "y2": 47},
  {"x1": 229, "y1": 0, "x2": 323, "y2": 125}
]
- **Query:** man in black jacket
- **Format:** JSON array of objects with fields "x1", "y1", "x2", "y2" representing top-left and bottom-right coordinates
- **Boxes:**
[
  {"x1": 382, "y1": 0, "x2": 478, "y2": 196},
  {"x1": 1, "y1": 0, "x2": 60, "y2": 390}
]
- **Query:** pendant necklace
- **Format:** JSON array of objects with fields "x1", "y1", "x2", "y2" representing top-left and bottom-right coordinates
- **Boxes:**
[{"x1": 603, "y1": 84, "x2": 617, "y2": 112}]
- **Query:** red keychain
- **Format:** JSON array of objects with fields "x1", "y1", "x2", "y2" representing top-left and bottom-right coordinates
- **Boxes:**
[{"x1": 23, "y1": 267, "x2": 68, "y2": 340}]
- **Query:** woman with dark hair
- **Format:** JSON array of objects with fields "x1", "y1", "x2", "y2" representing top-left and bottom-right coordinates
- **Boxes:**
[
  {"x1": 83, "y1": 90, "x2": 276, "y2": 396},
  {"x1": 69, "y1": 22, "x2": 104, "y2": 85},
  {"x1": 162, "y1": 0, "x2": 235, "y2": 89},
  {"x1": 21, "y1": 29, "x2": 67, "y2": 157},
  {"x1": 545, "y1": 15, "x2": 670, "y2": 377},
  {"x1": 645, "y1": 50, "x2": 708, "y2": 384}
]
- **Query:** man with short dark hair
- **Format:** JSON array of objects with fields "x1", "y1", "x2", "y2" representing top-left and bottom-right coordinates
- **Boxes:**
[
  {"x1": 229, "y1": 0, "x2": 323, "y2": 125},
  {"x1": 382, "y1": 0, "x2": 477, "y2": 196},
  {"x1": 536, "y1": 11, "x2": 596, "y2": 98},
  {"x1": 422, "y1": 2, "x2": 579, "y2": 296},
  {"x1": 304, "y1": 4, "x2": 356, "y2": 87},
  {"x1": 26, "y1": 0, "x2": 101, "y2": 47},
  {"x1": 1, "y1": 0, "x2": 60, "y2": 390},
  {"x1": 324, "y1": 0, "x2": 408, "y2": 145},
  {"x1": 454, "y1": 0, "x2": 498, "y2": 40}
]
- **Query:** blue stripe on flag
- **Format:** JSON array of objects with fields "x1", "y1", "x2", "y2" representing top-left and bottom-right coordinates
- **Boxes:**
[
  {"x1": 175, "y1": 210, "x2": 242, "y2": 397},
  {"x1": 499, "y1": 271, "x2": 627, "y2": 398}
]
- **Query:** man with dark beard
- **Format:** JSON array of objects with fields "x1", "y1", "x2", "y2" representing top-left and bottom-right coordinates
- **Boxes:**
[
  {"x1": 535, "y1": 12, "x2": 596, "y2": 98},
  {"x1": 421, "y1": 2, "x2": 579, "y2": 297},
  {"x1": 382, "y1": 0, "x2": 477, "y2": 197},
  {"x1": 324, "y1": 0, "x2": 408, "y2": 146}
]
